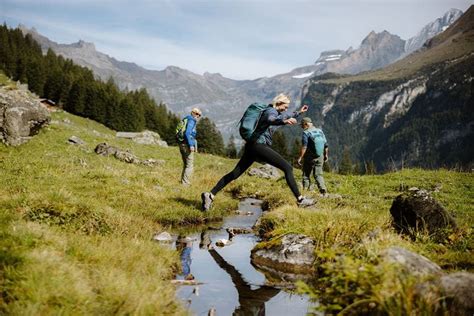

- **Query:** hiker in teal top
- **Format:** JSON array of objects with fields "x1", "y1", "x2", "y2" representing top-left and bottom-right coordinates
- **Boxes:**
[
  {"x1": 177, "y1": 108, "x2": 201, "y2": 185},
  {"x1": 297, "y1": 117, "x2": 328, "y2": 195}
]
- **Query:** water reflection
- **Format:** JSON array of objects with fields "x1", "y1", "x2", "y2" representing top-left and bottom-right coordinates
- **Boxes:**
[
  {"x1": 176, "y1": 236, "x2": 195, "y2": 281},
  {"x1": 174, "y1": 198, "x2": 311, "y2": 315},
  {"x1": 208, "y1": 247, "x2": 280, "y2": 315}
]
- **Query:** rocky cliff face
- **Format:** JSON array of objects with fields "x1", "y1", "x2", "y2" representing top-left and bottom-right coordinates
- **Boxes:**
[{"x1": 300, "y1": 7, "x2": 474, "y2": 170}]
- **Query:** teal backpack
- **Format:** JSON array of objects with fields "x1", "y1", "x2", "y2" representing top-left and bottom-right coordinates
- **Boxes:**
[
  {"x1": 175, "y1": 117, "x2": 188, "y2": 142},
  {"x1": 239, "y1": 103, "x2": 268, "y2": 141},
  {"x1": 305, "y1": 128, "x2": 326, "y2": 157}
]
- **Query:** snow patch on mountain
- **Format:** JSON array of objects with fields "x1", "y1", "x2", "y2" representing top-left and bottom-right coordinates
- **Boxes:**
[{"x1": 292, "y1": 72, "x2": 314, "y2": 79}]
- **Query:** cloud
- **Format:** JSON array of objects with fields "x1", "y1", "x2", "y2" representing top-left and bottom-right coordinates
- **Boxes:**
[
  {"x1": 2, "y1": 0, "x2": 472, "y2": 79},
  {"x1": 3, "y1": 9, "x2": 293, "y2": 79}
]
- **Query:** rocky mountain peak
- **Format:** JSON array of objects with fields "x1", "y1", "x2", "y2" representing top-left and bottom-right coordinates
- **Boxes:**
[
  {"x1": 361, "y1": 30, "x2": 402, "y2": 47},
  {"x1": 70, "y1": 40, "x2": 96, "y2": 51},
  {"x1": 203, "y1": 72, "x2": 224, "y2": 78},
  {"x1": 404, "y1": 8, "x2": 463, "y2": 55},
  {"x1": 443, "y1": 8, "x2": 463, "y2": 24}
]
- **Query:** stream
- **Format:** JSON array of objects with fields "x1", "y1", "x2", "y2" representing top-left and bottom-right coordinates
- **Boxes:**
[{"x1": 172, "y1": 198, "x2": 313, "y2": 315}]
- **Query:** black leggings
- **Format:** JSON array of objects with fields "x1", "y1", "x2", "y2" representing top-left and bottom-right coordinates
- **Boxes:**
[{"x1": 210, "y1": 142, "x2": 301, "y2": 199}]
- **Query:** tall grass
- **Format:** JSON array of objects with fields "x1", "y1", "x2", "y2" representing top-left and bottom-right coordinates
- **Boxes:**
[{"x1": 0, "y1": 103, "x2": 472, "y2": 314}]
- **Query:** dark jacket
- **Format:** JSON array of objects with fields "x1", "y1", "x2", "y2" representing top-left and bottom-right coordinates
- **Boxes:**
[{"x1": 253, "y1": 105, "x2": 300, "y2": 146}]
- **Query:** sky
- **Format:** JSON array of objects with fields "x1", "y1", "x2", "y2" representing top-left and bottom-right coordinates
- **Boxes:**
[{"x1": 1, "y1": 0, "x2": 472, "y2": 80}]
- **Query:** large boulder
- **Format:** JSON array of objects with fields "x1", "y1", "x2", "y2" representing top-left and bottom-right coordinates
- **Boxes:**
[
  {"x1": 381, "y1": 247, "x2": 474, "y2": 314},
  {"x1": 437, "y1": 272, "x2": 474, "y2": 315},
  {"x1": 0, "y1": 87, "x2": 50, "y2": 146},
  {"x1": 416, "y1": 272, "x2": 474, "y2": 315},
  {"x1": 390, "y1": 188, "x2": 457, "y2": 238},
  {"x1": 251, "y1": 234, "x2": 315, "y2": 275}
]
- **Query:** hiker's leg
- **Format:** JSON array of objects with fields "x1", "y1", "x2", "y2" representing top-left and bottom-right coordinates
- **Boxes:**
[
  {"x1": 179, "y1": 143, "x2": 193, "y2": 185},
  {"x1": 314, "y1": 156, "x2": 327, "y2": 193},
  {"x1": 183, "y1": 151, "x2": 194, "y2": 185},
  {"x1": 254, "y1": 144, "x2": 301, "y2": 199},
  {"x1": 210, "y1": 147, "x2": 254, "y2": 196},
  {"x1": 179, "y1": 143, "x2": 189, "y2": 184},
  {"x1": 302, "y1": 158, "x2": 312, "y2": 190}
]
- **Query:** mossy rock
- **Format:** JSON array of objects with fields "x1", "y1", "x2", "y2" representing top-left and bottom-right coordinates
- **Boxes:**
[{"x1": 390, "y1": 188, "x2": 457, "y2": 240}]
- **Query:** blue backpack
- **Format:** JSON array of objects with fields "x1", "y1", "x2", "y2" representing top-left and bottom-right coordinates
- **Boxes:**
[
  {"x1": 239, "y1": 103, "x2": 268, "y2": 141},
  {"x1": 305, "y1": 128, "x2": 326, "y2": 157}
]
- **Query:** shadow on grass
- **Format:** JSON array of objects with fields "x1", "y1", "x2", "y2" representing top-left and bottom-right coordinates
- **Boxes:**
[{"x1": 172, "y1": 197, "x2": 202, "y2": 210}]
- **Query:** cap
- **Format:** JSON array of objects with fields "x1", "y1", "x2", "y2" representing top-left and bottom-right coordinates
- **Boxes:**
[
  {"x1": 301, "y1": 117, "x2": 312, "y2": 125},
  {"x1": 272, "y1": 93, "x2": 291, "y2": 106},
  {"x1": 191, "y1": 107, "x2": 202, "y2": 116}
]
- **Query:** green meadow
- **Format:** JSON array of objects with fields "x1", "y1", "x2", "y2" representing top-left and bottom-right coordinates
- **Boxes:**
[{"x1": 1, "y1": 108, "x2": 472, "y2": 315}]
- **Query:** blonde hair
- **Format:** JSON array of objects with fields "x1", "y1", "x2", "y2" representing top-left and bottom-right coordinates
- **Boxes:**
[
  {"x1": 191, "y1": 108, "x2": 202, "y2": 116},
  {"x1": 272, "y1": 93, "x2": 291, "y2": 107}
]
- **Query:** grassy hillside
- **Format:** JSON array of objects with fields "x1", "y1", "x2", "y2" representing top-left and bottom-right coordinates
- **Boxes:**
[{"x1": 1, "y1": 103, "x2": 472, "y2": 314}]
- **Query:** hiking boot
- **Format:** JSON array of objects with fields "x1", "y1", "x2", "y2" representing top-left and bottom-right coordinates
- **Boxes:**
[
  {"x1": 201, "y1": 192, "x2": 214, "y2": 211},
  {"x1": 297, "y1": 196, "x2": 316, "y2": 208}
]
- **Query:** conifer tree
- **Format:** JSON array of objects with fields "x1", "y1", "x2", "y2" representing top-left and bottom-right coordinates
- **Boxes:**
[
  {"x1": 0, "y1": 24, "x2": 183, "y2": 146},
  {"x1": 290, "y1": 138, "x2": 302, "y2": 167},
  {"x1": 226, "y1": 135, "x2": 238, "y2": 158},
  {"x1": 339, "y1": 147, "x2": 353, "y2": 175},
  {"x1": 25, "y1": 58, "x2": 45, "y2": 96},
  {"x1": 196, "y1": 117, "x2": 225, "y2": 155},
  {"x1": 272, "y1": 130, "x2": 289, "y2": 161},
  {"x1": 365, "y1": 160, "x2": 377, "y2": 175},
  {"x1": 66, "y1": 80, "x2": 86, "y2": 115}
]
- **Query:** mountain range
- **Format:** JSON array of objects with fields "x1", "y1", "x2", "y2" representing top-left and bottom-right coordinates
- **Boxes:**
[
  {"x1": 300, "y1": 6, "x2": 473, "y2": 170},
  {"x1": 19, "y1": 8, "x2": 463, "y2": 142}
]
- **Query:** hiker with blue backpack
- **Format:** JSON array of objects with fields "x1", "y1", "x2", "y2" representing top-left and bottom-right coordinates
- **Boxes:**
[
  {"x1": 176, "y1": 108, "x2": 202, "y2": 185},
  {"x1": 297, "y1": 117, "x2": 328, "y2": 196},
  {"x1": 201, "y1": 93, "x2": 315, "y2": 211}
]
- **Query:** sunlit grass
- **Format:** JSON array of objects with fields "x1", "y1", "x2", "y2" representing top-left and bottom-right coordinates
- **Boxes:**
[{"x1": 0, "y1": 107, "x2": 472, "y2": 314}]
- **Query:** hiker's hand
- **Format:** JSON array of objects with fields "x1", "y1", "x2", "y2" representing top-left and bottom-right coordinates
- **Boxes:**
[
  {"x1": 299, "y1": 104, "x2": 309, "y2": 113},
  {"x1": 297, "y1": 157, "x2": 302, "y2": 166},
  {"x1": 284, "y1": 118, "x2": 297, "y2": 125},
  {"x1": 190, "y1": 146, "x2": 196, "y2": 152},
  {"x1": 324, "y1": 155, "x2": 328, "y2": 162}
]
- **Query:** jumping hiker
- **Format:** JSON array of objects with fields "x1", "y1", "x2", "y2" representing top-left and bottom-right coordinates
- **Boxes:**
[
  {"x1": 297, "y1": 117, "x2": 328, "y2": 196},
  {"x1": 201, "y1": 93, "x2": 315, "y2": 211},
  {"x1": 176, "y1": 108, "x2": 202, "y2": 185}
]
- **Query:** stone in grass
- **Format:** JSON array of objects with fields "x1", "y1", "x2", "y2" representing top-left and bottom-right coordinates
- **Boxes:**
[
  {"x1": 380, "y1": 246, "x2": 442, "y2": 278},
  {"x1": 416, "y1": 272, "x2": 474, "y2": 315},
  {"x1": 0, "y1": 87, "x2": 50, "y2": 146},
  {"x1": 437, "y1": 272, "x2": 474, "y2": 315},
  {"x1": 68, "y1": 135, "x2": 85, "y2": 145},
  {"x1": 248, "y1": 164, "x2": 281, "y2": 180},
  {"x1": 153, "y1": 231, "x2": 173, "y2": 242},
  {"x1": 251, "y1": 234, "x2": 315, "y2": 275},
  {"x1": 390, "y1": 188, "x2": 457, "y2": 239}
]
